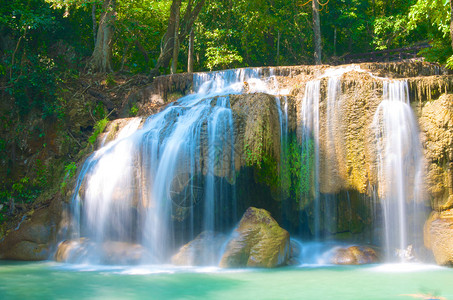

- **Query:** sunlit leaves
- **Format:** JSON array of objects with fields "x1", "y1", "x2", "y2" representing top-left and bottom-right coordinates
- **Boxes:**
[{"x1": 408, "y1": 0, "x2": 450, "y2": 37}]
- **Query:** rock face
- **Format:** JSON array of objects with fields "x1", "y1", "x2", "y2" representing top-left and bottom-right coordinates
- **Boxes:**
[
  {"x1": 424, "y1": 210, "x2": 453, "y2": 265},
  {"x1": 419, "y1": 94, "x2": 453, "y2": 211},
  {"x1": 0, "y1": 199, "x2": 60, "y2": 260},
  {"x1": 55, "y1": 238, "x2": 151, "y2": 264},
  {"x1": 331, "y1": 246, "x2": 379, "y2": 265},
  {"x1": 219, "y1": 207, "x2": 290, "y2": 268},
  {"x1": 171, "y1": 231, "x2": 227, "y2": 266}
]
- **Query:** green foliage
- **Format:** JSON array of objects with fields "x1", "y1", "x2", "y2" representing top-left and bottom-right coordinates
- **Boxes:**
[
  {"x1": 407, "y1": 0, "x2": 450, "y2": 37},
  {"x1": 373, "y1": 15, "x2": 411, "y2": 50},
  {"x1": 3, "y1": 0, "x2": 449, "y2": 74},
  {"x1": 196, "y1": 0, "x2": 314, "y2": 68},
  {"x1": 129, "y1": 103, "x2": 139, "y2": 116},
  {"x1": 205, "y1": 39, "x2": 243, "y2": 70},
  {"x1": 60, "y1": 161, "x2": 77, "y2": 191},
  {"x1": 419, "y1": 39, "x2": 453, "y2": 65},
  {"x1": 407, "y1": 0, "x2": 453, "y2": 64},
  {"x1": 0, "y1": 159, "x2": 49, "y2": 210},
  {"x1": 113, "y1": 0, "x2": 171, "y2": 72},
  {"x1": 6, "y1": 53, "x2": 62, "y2": 119},
  {"x1": 446, "y1": 55, "x2": 453, "y2": 69},
  {"x1": 88, "y1": 117, "x2": 108, "y2": 144},
  {"x1": 92, "y1": 102, "x2": 107, "y2": 120}
]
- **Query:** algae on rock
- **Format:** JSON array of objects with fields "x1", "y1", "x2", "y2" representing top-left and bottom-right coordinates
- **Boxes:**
[{"x1": 219, "y1": 207, "x2": 290, "y2": 268}]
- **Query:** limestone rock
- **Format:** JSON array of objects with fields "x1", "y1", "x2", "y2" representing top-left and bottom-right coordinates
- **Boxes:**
[
  {"x1": 55, "y1": 239, "x2": 151, "y2": 265},
  {"x1": 0, "y1": 201, "x2": 60, "y2": 261},
  {"x1": 424, "y1": 210, "x2": 453, "y2": 265},
  {"x1": 230, "y1": 93, "x2": 282, "y2": 171},
  {"x1": 171, "y1": 231, "x2": 227, "y2": 266},
  {"x1": 219, "y1": 207, "x2": 290, "y2": 268},
  {"x1": 419, "y1": 94, "x2": 453, "y2": 211},
  {"x1": 102, "y1": 241, "x2": 151, "y2": 264},
  {"x1": 331, "y1": 246, "x2": 379, "y2": 265},
  {"x1": 98, "y1": 117, "x2": 142, "y2": 147},
  {"x1": 55, "y1": 238, "x2": 94, "y2": 262},
  {"x1": 4, "y1": 241, "x2": 50, "y2": 261}
]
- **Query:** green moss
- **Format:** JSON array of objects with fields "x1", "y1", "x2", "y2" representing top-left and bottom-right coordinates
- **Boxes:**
[
  {"x1": 254, "y1": 151, "x2": 280, "y2": 197},
  {"x1": 247, "y1": 130, "x2": 315, "y2": 211}
]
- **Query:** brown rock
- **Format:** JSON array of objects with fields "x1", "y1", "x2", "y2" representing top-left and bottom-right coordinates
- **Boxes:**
[
  {"x1": 6, "y1": 241, "x2": 50, "y2": 261},
  {"x1": 419, "y1": 94, "x2": 453, "y2": 211},
  {"x1": 0, "y1": 200, "x2": 60, "y2": 261},
  {"x1": 424, "y1": 210, "x2": 453, "y2": 265},
  {"x1": 55, "y1": 238, "x2": 151, "y2": 265},
  {"x1": 219, "y1": 207, "x2": 290, "y2": 268},
  {"x1": 331, "y1": 246, "x2": 379, "y2": 265},
  {"x1": 171, "y1": 231, "x2": 227, "y2": 266}
]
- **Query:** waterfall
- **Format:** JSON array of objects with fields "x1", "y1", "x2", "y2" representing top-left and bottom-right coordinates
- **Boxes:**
[
  {"x1": 300, "y1": 80, "x2": 321, "y2": 238},
  {"x1": 64, "y1": 65, "x2": 432, "y2": 266},
  {"x1": 68, "y1": 68, "x2": 280, "y2": 264},
  {"x1": 372, "y1": 80, "x2": 425, "y2": 261}
]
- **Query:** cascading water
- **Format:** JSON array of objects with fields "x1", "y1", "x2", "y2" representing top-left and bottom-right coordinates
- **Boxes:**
[
  {"x1": 372, "y1": 80, "x2": 425, "y2": 261},
  {"x1": 276, "y1": 95, "x2": 290, "y2": 224},
  {"x1": 299, "y1": 67, "x2": 355, "y2": 239},
  {"x1": 300, "y1": 80, "x2": 321, "y2": 238},
  {"x1": 64, "y1": 65, "x2": 431, "y2": 267},
  {"x1": 68, "y1": 68, "x2": 283, "y2": 265},
  {"x1": 297, "y1": 66, "x2": 427, "y2": 263}
]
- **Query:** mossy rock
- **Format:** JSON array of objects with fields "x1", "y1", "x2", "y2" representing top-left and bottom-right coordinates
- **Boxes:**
[{"x1": 219, "y1": 207, "x2": 290, "y2": 268}]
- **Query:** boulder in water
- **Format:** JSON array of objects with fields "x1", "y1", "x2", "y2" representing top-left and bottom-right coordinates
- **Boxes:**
[
  {"x1": 55, "y1": 238, "x2": 94, "y2": 262},
  {"x1": 219, "y1": 207, "x2": 290, "y2": 268},
  {"x1": 331, "y1": 246, "x2": 379, "y2": 265},
  {"x1": 171, "y1": 231, "x2": 227, "y2": 266},
  {"x1": 55, "y1": 239, "x2": 151, "y2": 264}
]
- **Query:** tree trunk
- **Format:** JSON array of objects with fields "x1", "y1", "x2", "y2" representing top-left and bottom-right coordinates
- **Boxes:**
[
  {"x1": 151, "y1": 0, "x2": 205, "y2": 77},
  {"x1": 450, "y1": 0, "x2": 453, "y2": 51},
  {"x1": 86, "y1": 0, "x2": 116, "y2": 73},
  {"x1": 92, "y1": 3, "x2": 97, "y2": 46},
  {"x1": 312, "y1": 0, "x2": 322, "y2": 65},
  {"x1": 188, "y1": 28, "x2": 194, "y2": 73},
  {"x1": 171, "y1": 0, "x2": 181, "y2": 74}
]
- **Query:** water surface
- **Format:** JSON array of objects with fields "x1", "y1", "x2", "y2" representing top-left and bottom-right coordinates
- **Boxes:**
[{"x1": 0, "y1": 261, "x2": 451, "y2": 299}]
